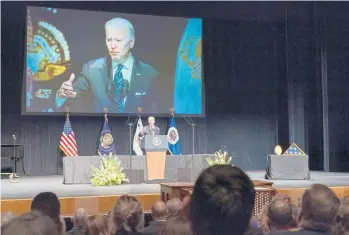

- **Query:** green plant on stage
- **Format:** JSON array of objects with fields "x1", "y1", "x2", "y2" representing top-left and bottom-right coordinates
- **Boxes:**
[
  {"x1": 90, "y1": 153, "x2": 128, "y2": 186},
  {"x1": 206, "y1": 150, "x2": 233, "y2": 166}
]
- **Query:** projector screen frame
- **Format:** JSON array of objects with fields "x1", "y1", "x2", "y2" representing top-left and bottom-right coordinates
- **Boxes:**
[{"x1": 21, "y1": 5, "x2": 206, "y2": 117}]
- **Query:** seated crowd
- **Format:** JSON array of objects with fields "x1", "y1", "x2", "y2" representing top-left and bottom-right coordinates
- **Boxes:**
[{"x1": 1, "y1": 165, "x2": 349, "y2": 235}]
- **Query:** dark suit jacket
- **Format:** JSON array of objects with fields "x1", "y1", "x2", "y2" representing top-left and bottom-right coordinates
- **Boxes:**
[
  {"x1": 67, "y1": 226, "x2": 84, "y2": 235},
  {"x1": 142, "y1": 220, "x2": 166, "y2": 235},
  {"x1": 142, "y1": 125, "x2": 160, "y2": 136},
  {"x1": 68, "y1": 56, "x2": 159, "y2": 113}
]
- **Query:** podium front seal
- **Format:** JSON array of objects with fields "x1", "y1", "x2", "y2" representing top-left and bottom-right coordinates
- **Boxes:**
[{"x1": 152, "y1": 137, "x2": 161, "y2": 147}]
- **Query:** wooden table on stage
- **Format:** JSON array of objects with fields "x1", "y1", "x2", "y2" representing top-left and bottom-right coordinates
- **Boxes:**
[{"x1": 160, "y1": 180, "x2": 275, "y2": 215}]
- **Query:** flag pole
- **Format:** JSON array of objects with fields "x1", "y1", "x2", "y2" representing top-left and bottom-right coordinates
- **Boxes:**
[{"x1": 104, "y1": 108, "x2": 108, "y2": 121}]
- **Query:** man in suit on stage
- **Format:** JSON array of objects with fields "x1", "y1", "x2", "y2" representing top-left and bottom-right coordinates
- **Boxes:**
[
  {"x1": 141, "y1": 116, "x2": 160, "y2": 136},
  {"x1": 56, "y1": 17, "x2": 159, "y2": 113}
]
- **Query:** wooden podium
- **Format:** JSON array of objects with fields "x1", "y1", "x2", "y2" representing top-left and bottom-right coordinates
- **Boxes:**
[{"x1": 141, "y1": 135, "x2": 168, "y2": 180}]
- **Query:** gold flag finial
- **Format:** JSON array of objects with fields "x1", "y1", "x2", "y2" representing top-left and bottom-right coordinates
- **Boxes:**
[
  {"x1": 170, "y1": 108, "x2": 174, "y2": 117},
  {"x1": 137, "y1": 107, "x2": 142, "y2": 113},
  {"x1": 65, "y1": 106, "x2": 70, "y2": 118},
  {"x1": 104, "y1": 108, "x2": 108, "y2": 120}
]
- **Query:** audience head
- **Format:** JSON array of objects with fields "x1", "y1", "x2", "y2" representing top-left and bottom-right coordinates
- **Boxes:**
[
  {"x1": 2, "y1": 210, "x2": 59, "y2": 235},
  {"x1": 73, "y1": 208, "x2": 88, "y2": 227},
  {"x1": 1, "y1": 212, "x2": 15, "y2": 227},
  {"x1": 110, "y1": 195, "x2": 144, "y2": 234},
  {"x1": 152, "y1": 201, "x2": 167, "y2": 220},
  {"x1": 160, "y1": 216, "x2": 192, "y2": 235},
  {"x1": 332, "y1": 199, "x2": 349, "y2": 235},
  {"x1": 298, "y1": 184, "x2": 340, "y2": 232},
  {"x1": 189, "y1": 165, "x2": 255, "y2": 235},
  {"x1": 166, "y1": 198, "x2": 183, "y2": 218},
  {"x1": 267, "y1": 199, "x2": 293, "y2": 230},
  {"x1": 31, "y1": 192, "x2": 62, "y2": 233},
  {"x1": 274, "y1": 194, "x2": 291, "y2": 203},
  {"x1": 85, "y1": 215, "x2": 109, "y2": 235},
  {"x1": 60, "y1": 216, "x2": 66, "y2": 234}
]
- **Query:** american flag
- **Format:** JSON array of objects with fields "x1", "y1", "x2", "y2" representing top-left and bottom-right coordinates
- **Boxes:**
[
  {"x1": 60, "y1": 117, "x2": 78, "y2": 156},
  {"x1": 283, "y1": 143, "x2": 304, "y2": 155}
]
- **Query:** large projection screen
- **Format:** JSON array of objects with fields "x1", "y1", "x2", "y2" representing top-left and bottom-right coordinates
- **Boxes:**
[{"x1": 23, "y1": 6, "x2": 204, "y2": 116}]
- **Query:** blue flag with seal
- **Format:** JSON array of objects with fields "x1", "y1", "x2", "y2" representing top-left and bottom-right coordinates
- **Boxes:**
[
  {"x1": 98, "y1": 115, "x2": 115, "y2": 156},
  {"x1": 174, "y1": 19, "x2": 203, "y2": 115},
  {"x1": 167, "y1": 117, "x2": 181, "y2": 155}
]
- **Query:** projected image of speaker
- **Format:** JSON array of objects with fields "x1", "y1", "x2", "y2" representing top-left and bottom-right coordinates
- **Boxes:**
[{"x1": 23, "y1": 7, "x2": 204, "y2": 116}]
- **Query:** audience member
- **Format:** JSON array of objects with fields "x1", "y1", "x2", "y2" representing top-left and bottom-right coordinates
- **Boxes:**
[
  {"x1": 143, "y1": 201, "x2": 167, "y2": 235},
  {"x1": 290, "y1": 204, "x2": 299, "y2": 229},
  {"x1": 61, "y1": 216, "x2": 67, "y2": 234},
  {"x1": 258, "y1": 202, "x2": 271, "y2": 234},
  {"x1": 332, "y1": 199, "x2": 349, "y2": 235},
  {"x1": 68, "y1": 208, "x2": 88, "y2": 235},
  {"x1": 267, "y1": 199, "x2": 293, "y2": 232},
  {"x1": 109, "y1": 195, "x2": 144, "y2": 235},
  {"x1": 31, "y1": 191, "x2": 62, "y2": 234},
  {"x1": 189, "y1": 165, "x2": 255, "y2": 235},
  {"x1": 244, "y1": 217, "x2": 264, "y2": 235},
  {"x1": 85, "y1": 215, "x2": 109, "y2": 235},
  {"x1": 2, "y1": 210, "x2": 59, "y2": 235},
  {"x1": 166, "y1": 198, "x2": 183, "y2": 218},
  {"x1": 160, "y1": 216, "x2": 192, "y2": 235},
  {"x1": 1, "y1": 212, "x2": 15, "y2": 226},
  {"x1": 274, "y1": 194, "x2": 292, "y2": 203},
  {"x1": 270, "y1": 184, "x2": 340, "y2": 235}
]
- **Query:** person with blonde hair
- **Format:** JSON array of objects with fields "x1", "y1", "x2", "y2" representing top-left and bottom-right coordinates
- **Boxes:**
[
  {"x1": 85, "y1": 215, "x2": 109, "y2": 235},
  {"x1": 109, "y1": 195, "x2": 144, "y2": 235}
]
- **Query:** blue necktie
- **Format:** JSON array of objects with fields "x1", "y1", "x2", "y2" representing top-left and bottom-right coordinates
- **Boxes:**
[{"x1": 114, "y1": 64, "x2": 124, "y2": 112}]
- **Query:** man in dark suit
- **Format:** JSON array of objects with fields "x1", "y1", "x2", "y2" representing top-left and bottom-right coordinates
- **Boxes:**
[
  {"x1": 269, "y1": 184, "x2": 340, "y2": 235},
  {"x1": 141, "y1": 116, "x2": 160, "y2": 136},
  {"x1": 56, "y1": 18, "x2": 159, "y2": 113},
  {"x1": 143, "y1": 201, "x2": 167, "y2": 235}
]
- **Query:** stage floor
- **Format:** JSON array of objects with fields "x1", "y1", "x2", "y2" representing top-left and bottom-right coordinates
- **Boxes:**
[{"x1": 2, "y1": 170, "x2": 349, "y2": 200}]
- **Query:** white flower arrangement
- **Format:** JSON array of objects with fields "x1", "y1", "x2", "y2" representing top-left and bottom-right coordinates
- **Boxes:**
[{"x1": 90, "y1": 153, "x2": 128, "y2": 186}]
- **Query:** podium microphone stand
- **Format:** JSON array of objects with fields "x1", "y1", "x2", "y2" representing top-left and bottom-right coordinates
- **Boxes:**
[
  {"x1": 184, "y1": 116, "x2": 196, "y2": 159},
  {"x1": 126, "y1": 114, "x2": 138, "y2": 170}
]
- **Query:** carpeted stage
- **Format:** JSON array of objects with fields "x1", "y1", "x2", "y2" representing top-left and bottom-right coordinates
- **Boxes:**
[{"x1": 2, "y1": 171, "x2": 349, "y2": 216}]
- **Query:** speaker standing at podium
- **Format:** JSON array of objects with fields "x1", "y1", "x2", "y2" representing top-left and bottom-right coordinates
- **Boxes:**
[{"x1": 141, "y1": 116, "x2": 160, "y2": 136}]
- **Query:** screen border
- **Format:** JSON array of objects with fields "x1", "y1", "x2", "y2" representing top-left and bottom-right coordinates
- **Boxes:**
[{"x1": 21, "y1": 5, "x2": 206, "y2": 118}]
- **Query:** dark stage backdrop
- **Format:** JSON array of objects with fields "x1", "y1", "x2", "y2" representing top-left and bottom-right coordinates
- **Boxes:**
[{"x1": 2, "y1": 1, "x2": 349, "y2": 175}]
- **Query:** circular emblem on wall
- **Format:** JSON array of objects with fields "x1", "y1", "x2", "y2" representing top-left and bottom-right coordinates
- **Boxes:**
[
  {"x1": 152, "y1": 136, "x2": 161, "y2": 147},
  {"x1": 167, "y1": 127, "x2": 179, "y2": 145}
]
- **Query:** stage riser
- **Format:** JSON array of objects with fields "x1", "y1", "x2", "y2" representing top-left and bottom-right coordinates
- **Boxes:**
[
  {"x1": 1, "y1": 194, "x2": 160, "y2": 216},
  {"x1": 2, "y1": 187, "x2": 348, "y2": 216},
  {"x1": 63, "y1": 155, "x2": 214, "y2": 184}
]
